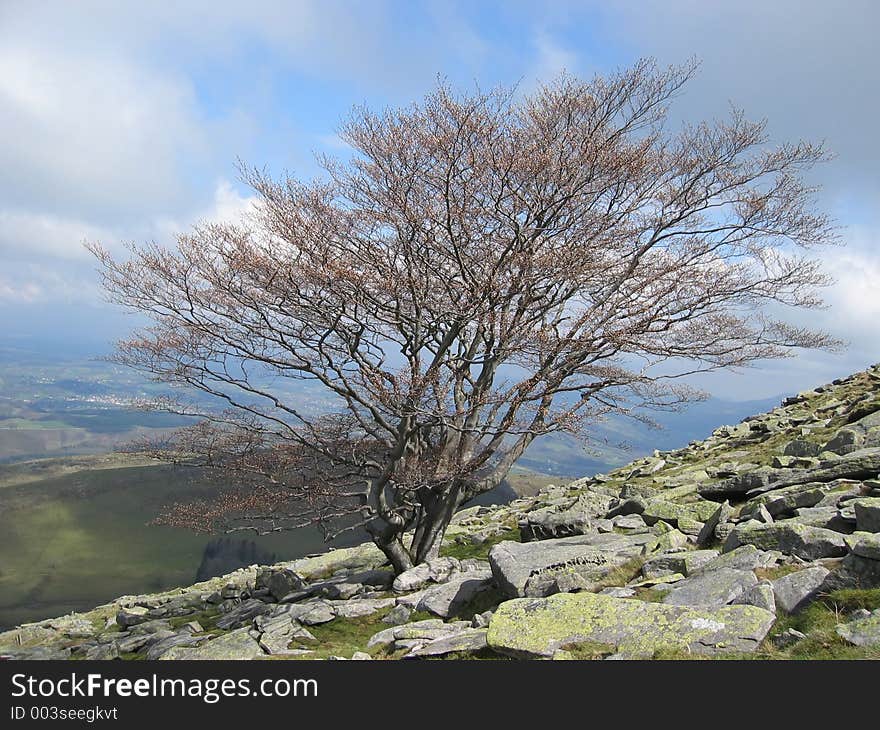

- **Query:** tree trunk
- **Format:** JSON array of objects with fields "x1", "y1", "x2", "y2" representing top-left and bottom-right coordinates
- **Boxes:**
[{"x1": 366, "y1": 517, "x2": 414, "y2": 574}]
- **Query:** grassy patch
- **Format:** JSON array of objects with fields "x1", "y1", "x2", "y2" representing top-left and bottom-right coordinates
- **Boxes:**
[
  {"x1": 557, "y1": 640, "x2": 617, "y2": 660},
  {"x1": 291, "y1": 609, "x2": 394, "y2": 660},
  {"x1": 589, "y1": 557, "x2": 645, "y2": 593},
  {"x1": 440, "y1": 527, "x2": 520, "y2": 562},
  {"x1": 754, "y1": 564, "x2": 808, "y2": 581}
]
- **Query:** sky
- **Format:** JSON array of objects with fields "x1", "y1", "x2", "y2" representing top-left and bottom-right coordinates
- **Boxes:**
[{"x1": 1, "y1": 0, "x2": 878, "y2": 400}]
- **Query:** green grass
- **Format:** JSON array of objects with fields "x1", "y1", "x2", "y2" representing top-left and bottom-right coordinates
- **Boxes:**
[
  {"x1": 440, "y1": 527, "x2": 520, "y2": 562},
  {"x1": 0, "y1": 461, "x2": 354, "y2": 630},
  {"x1": 291, "y1": 609, "x2": 395, "y2": 660}
]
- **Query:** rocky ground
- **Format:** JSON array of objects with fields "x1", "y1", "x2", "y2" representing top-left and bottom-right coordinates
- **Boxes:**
[{"x1": 4, "y1": 365, "x2": 880, "y2": 660}]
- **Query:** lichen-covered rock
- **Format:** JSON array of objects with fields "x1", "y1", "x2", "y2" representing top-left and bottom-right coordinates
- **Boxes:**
[
  {"x1": 852, "y1": 497, "x2": 880, "y2": 532},
  {"x1": 641, "y1": 550, "x2": 719, "y2": 578},
  {"x1": 724, "y1": 522, "x2": 847, "y2": 560},
  {"x1": 486, "y1": 593, "x2": 775, "y2": 658},
  {"x1": 836, "y1": 610, "x2": 880, "y2": 646},
  {"x1": 662, "y1": 568, "x2": 757, "y2": 608},
  {"x1": 160, "y1": 627, "x2": 265, "y2": 660},
  {"x1": 488, "y1": 533, "x2": 656, "y2": 598},
  {"x1": 692, "y1": 545, "x2": 779, "y2": 574},
  {"x1": 641, "y1": 499, "x2": 719, "y2": 527}
]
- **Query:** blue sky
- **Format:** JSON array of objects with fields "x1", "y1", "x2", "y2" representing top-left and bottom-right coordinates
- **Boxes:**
[{"x1": 1, "y1": 1, "x2": 878, "y2": 400}]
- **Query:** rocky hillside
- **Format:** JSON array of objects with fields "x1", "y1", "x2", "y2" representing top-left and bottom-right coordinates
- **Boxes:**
[{"x1": 4, "y1": 365, "x2": 880, "y2": 660}]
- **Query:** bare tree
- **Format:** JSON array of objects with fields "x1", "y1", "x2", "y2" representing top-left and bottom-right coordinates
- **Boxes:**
[{"x1": 90, "y1": 59, "x2": 838, "y2": 573}]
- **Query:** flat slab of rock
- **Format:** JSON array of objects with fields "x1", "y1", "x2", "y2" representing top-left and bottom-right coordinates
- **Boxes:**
[
  {"x1": 487, "y1": 593, "x2": 776, "y2": 658},
  {"x1": 489, "y1": 533, "x2": 656, "y2": 598},
  {"x1": 405, "y1": 629, "x2": 488, "y2": 658},
  {"x1": 724, "y1": 522, "x2": 847, "y2": 560},
  {"x1": 662, "y1": 568, "x2": 757, "y2": 608},
  {"x1": 160, "y1": 628, "x2": 266, "y2": 660},
  {"x1": 692, "y1": 544, "x2": 779, "y2": 574}
]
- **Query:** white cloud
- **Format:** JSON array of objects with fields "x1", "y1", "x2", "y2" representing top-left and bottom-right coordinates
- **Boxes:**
[{"x1": 0, "y1": 44, "x2": 206, "y2": 222}]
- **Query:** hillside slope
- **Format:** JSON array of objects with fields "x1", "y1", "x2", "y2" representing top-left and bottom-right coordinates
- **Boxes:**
[{"x1": 4, "y1": 364, "x2": 880, "y2": 660}]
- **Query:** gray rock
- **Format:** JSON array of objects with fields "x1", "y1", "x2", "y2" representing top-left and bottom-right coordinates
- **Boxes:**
[
  {"x1": 693, "y1": 545, "x2": 779, "y2": 574},
  {"x1": 836, "y1": 610, "x2": 880, "y2": 646},
  {"x1": 724, "y1": 522, "x2": 848, "y2": 560},
  {"x1": 489, "y1": 533, "x2": 656, "y2": 598},
  {"x1": 405, "y1": 628, "x2": 489, "y2": 658},
  {"x1": 215, "y1": 599, "x2": 272, "y2": 630},
  {"x1": 733, "y1": 581, "x2": 777, "y2": 613},
  {"x1": 771, "y1": 566, "x2": 830, "y2": 613},
  {"x1": 853, "y1": 497, "x2": 880, "y2": 532},
  {"x1": 613, "y1": 514, "x2": 647, "y2": 530},
  {"x1": 115, "y1": 606, "x2": 150, "y2": 629},
  {"x1": 160, "y1": 627, "x2": 266, "y2": 660},
  {"x1": 642, "y1": 550, "x2": 719, "y2": 578},
  {"x1": 487, "y1": 592, "x2": 776, "y2": 658},
  {"x1": 416, "y1": 569, "x2": 495, "y2": 618},
  {"x1": 662, "y1": 568, "x2": 757, "y2": 608},
  {"x1": 784, "y1": 440, "x2": 822, "y2": 458},
  {"x1": 266, "y1": 568, "x2": 305, "y2": 601},
  {"x1": 697, "y1": 500, "x2": 732, "y2": 546},
  {"x1": 382, "y1": 604, "x2": 413, "y2": 625}
]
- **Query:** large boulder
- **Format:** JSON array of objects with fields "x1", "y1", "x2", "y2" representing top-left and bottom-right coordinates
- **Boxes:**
[
  {"x1": 662, "y1": 568, "x2": 757, "y2": 608},
  {"x1": 488, "y1": 533, "x2": 656, "y2": 598},
  {"x1": 486, "y1": 592, "x2": 776, "y2": 658},
  {"x1": 642, "y1": 550, "x2": 719, "y2": 579},
  {"x1": 414, "y1": 569, "x2": 495, "y2": 618},
  {"x1": 853, "y1": 498, "x2": 880, "y2": 532},
  {"x1": 724, "y1": 522, "x2": 848, "y2": 560},
  {"x1": 519, "y1": 492, "x2": 613, "y2": 541},
  {"x1": 641, "y1": 499, "x2": 719, "y2": 527},
  {"x1": 771, "y1": 566, "x2": 830, "y2": 613}
]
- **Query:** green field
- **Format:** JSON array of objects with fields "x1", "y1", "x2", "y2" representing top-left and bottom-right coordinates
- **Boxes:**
[{"x1": 0, "y1": 458, "x2": 359, "y2": 629}]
